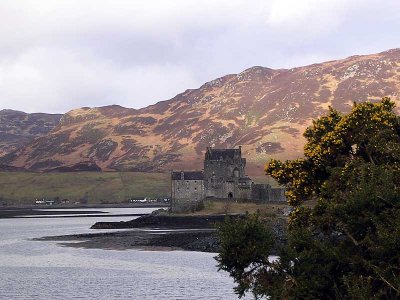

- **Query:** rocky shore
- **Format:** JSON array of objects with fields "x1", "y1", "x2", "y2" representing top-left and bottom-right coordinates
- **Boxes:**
[
  {"x1": 36, "y1": 214, "x2": 287, "y2": 254},
  {"x1": 90, "y1": 213, "x2": 239, "y2": 229},
  {"x1": 35, "y1": 229, "x2": 221, "y2": 252}
]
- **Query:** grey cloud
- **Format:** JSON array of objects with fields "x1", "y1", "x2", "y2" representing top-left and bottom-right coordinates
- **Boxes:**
[{"x1": 0, "y1": 0, "x2": 399, "y2": 113}]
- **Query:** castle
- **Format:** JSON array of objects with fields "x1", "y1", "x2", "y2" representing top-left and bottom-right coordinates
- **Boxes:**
[{"x1": 171, "y1": 147, "x2": 285, "y2": 212}]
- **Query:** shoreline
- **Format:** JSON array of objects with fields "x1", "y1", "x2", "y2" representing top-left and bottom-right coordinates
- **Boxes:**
[
  {"x1": 0, "y1": 209, "x2": 106, "y2": 218},
  {"x1": 0, "y1": 204, "x2": 168, "y2": 218},
  {"x1": 0, "y1": 203, "x2": 169, "y2": 210},
  {"x1": 35, "y1": 228, "x2": 220, "y2": 252},
  {"x1": 34, "y1": 214, "x2": 287, "y2": 254},
  {"x1": 90, "y1": 213, "x2": 240, "y2": 229}
]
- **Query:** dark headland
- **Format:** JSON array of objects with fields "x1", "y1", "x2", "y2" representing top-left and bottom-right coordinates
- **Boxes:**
[{"x1": 35, "y1": 213, "x2": 287, "y2": 254}]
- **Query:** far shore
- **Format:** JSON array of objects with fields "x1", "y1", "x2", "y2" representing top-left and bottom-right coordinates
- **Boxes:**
[
  {"x1": 0, "y1": 203, "x2": 169, "y2": 218},
  {"x1": 0, "y1": 202, "x2": 169, "y2": 209}
]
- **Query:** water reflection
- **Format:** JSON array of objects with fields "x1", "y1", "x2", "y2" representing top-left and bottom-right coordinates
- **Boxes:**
[{"x1": 0, "y1": 209, "x2": 246, "y2": 299}]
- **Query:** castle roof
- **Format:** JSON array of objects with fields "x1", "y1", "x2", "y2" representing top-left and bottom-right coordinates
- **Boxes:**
[
  {"x1": 171, "y1": 171, "x2": 204, "y2": 180},
  {"x1": 206, "y1": 148, "x2": 241, "y2": 160}
]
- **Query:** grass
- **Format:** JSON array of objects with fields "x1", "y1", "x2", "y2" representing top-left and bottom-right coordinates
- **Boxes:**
[
  {"x1": 188, "y1": 200, "x2": 290, "y2": 216},
  {"x1": 0, "y1": 171, "x2": 282, "y2": 206},
  {"x1": 0, "y1": 172, "x2": 170, "y2": 205}
]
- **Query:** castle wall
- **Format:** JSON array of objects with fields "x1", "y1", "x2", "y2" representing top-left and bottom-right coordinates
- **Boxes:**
[
  {"x1": 171, "y1": 174, "x2": 205, "y2": 212},
  {"x1": 252, "y1": 184, "x2": 286, "y2": 202},
  {"x1": 171, "y1": 178, "x2": 204, "y2": 201},
  {"x1": 203, "y1": 147, "x2": 249, "y2": 199},
  {"x1": 203, "y1": 159, "x2": 246, "y2": 180},
  {"x1": 269, "y1": 187, "x2": 286, "y2": 202},
  {"x1": 251, "y1": 184, "x2": 271, "y2": 202},
  {"x1": 235, "y1": 179, "x2": 252, "y2": 200}
]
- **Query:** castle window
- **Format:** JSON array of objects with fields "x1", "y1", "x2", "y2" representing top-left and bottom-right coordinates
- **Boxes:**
[{"x1": 233, "y1": 168, "x2": 239, "y2": 178}]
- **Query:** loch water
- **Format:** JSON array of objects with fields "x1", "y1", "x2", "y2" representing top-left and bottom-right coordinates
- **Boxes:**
[{"x1": 0, "y1": 208, "x2": 245, "y2": 299}]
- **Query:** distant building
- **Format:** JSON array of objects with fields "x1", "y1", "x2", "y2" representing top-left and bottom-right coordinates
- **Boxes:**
[
  {"x1": 45, "y1": 200, "x2": 55, "y2": 206},
  {"x1": 35, "y1": 199, "x2": 45, "y2": 205},
  {"x1": 171, "y1": 147, "x2": 286, "y2": 212}
]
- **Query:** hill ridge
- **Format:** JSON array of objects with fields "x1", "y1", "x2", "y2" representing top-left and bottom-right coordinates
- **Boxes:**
[{"x1": 1, "y1": 48, "x2": 399, "y2": 174}]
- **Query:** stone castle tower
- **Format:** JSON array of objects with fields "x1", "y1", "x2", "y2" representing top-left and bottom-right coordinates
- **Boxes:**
[
  {"x1": 203, "y1": 147, "x2": 252, "y2": 199},
  {"x1": 170, "y1": 147, "x2": 286, "y2": 212}
]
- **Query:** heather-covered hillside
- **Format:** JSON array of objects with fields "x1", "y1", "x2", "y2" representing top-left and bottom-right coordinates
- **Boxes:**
[{"x1": 1, "y1": 49, "x2": 399, "y2": 174}]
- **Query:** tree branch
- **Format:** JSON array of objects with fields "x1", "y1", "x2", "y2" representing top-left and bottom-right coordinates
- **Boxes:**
[
  {"x1": 370, "y1": 264, "x2": 400, "y2": 294},
  {"x1": 377, "y1": 196, "x2": 398, "y2": 208},
  {"x1": 339, "y1": 225, "x2": 359, "y2": 246}
]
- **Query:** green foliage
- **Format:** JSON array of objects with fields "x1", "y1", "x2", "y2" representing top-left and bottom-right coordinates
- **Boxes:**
[
  {"x1": 265, "y1": 97, "x2": 400, "y2": 206},
  {"x1": 217, "y1": 98, "x2": 400, "y2": 299},
  {"x1": 216, "y1": 214, "x2": 275, "y2": 298}
]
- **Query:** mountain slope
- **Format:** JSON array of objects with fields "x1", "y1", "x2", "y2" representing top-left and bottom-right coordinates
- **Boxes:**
[
  {"x1": 2, "y1": 49, "x2": 400, "y2": 174},
  {"x1": 0, "y1": 110, "x2": 62, "y2": 157}
]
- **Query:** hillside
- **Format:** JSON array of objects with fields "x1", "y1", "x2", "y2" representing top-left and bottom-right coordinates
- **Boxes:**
[
  {"x1": 1, "y1": 49, "x2": 400, "y2": 174},
  {"x1": 0, "y1": 110, "x2": 62, "y2": 158}
]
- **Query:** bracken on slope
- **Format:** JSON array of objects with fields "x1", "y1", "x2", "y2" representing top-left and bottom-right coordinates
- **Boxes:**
[
  {"x1": 1, "y1": 49, "x2": 399, "y2": 174},
  {"x1": 0, "y1": 110, "x2": 62, "y2": 158}
]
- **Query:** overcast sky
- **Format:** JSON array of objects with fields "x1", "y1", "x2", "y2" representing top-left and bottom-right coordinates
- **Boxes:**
[{"x1": 0, "y1": 0, "x2": 399, "y2": 113}]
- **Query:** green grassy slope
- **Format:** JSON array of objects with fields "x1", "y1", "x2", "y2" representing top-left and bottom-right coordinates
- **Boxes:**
[
  {"x1": 0, "y1": 172, "x2": 170, "y2": 205},
  {"x1": 0, "y1": 172, "x2": 278, "y2": 205}
]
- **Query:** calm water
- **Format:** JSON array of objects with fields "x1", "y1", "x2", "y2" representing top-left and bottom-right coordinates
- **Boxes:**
[{"x1": 0, "y1": 208, "x2": 246, "y2": 299}]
